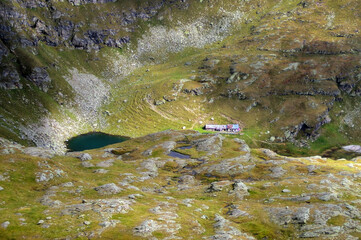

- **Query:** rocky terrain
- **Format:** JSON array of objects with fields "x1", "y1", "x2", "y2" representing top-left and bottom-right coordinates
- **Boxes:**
[
  {"x1": 0, "y1": 130, "x2": 360, "y2": 239},
  {"x1": 0, "y1": 1, "x2": 361, "y2": 238}
]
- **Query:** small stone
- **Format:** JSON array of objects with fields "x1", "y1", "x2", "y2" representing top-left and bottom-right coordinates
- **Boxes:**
[
  {"x1": 1, "y1": 221, "x2": 10, "y2": 229},
  {"x1": 84, "y1": 221, "x2": 91, "y2": 226},
  {"x1": 45, "y1": 217, "x2": 52, "y2": 220},
  {"x1": 0, "y1": 186, "x2": 3, "y2": 191},
  {"x1": 37, "y1": 220, "x2": 44, "y2": 225},
  {"x1": 182, "y1": 126, "x2": 186, "y2": 130},
  {"x1": 282, "y1": 189, "x2": 291, "y2": 193}
]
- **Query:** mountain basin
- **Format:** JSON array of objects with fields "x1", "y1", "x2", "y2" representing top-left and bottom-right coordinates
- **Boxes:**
[{"x1": 66, "y1": 132, "x2": 129, "y2": 152}]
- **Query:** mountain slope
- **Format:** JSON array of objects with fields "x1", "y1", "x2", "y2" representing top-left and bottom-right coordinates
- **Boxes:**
[{"x1": 0, "y1": 0, "x2": 360, "y2": 156}]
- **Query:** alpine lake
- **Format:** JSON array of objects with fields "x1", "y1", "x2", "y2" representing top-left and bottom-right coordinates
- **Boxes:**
[{"x1": 66, "y1": 132, "x2": 129, "y2": 152}]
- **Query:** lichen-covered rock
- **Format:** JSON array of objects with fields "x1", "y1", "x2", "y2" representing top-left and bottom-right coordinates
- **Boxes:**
[
  {"x1": 36, "y1": 169, "x2": 65, "y2": 182},
  {"x1": 269, "y1": 166, "x2": 286, "y2": 178},
  {"x1": 94, "y1": 183, "x2": 122, "y2": 195},
  {"x1": 192, "y1": 135, "x2": 224, "y2": 155},
  {"x1": 206, "y1": 180, "x2": 233, "y2": 192},
  {"x1": 79, "y1": 153, "x2": 92, "y2": 161},
  {"x1": 133, "y1": 220, "x2": 160, "y2": 237}
]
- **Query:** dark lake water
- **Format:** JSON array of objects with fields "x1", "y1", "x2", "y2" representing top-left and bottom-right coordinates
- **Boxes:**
[
  {"x1": 168, "y1": 150, "x2": 190, "y2": 159},
  {"x1": 66, "y1": 132, "x2": 129, "y2": 152}
]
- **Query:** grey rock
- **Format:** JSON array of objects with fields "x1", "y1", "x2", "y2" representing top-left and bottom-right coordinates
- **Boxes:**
[
  {"x1": 154, "y1": 99, "x2": 165, "y2": 105},
  {"x1": 192, "y1": 135, "x2": 224, "y2": 155},
  {"x1": 36, "y1": 169, "x2": 65, "y2": 182},
  {"x1": 133, "y1": 220, "x2": 160, "y2": 237},
  {"x1": 227, "y1": 205, "x2": 250, "y2": 218},
  {"x1": 79, "y1": 153, "x2": 92, "y2": 161},
  {"x1": 340, "y1": 177, "x2": 353, "y2": 187},
  {"x1": 0, "y1": 174, "x2": 10, "y2": 181},
  {"x1": 269, "y1": 166, "x2": 286, "y2": 178},
  {"x1": 128, "y1": 194, "x2": 143, "y2": 200},
  {"x1": 93, "y1": 169, "x2": 109, "y2": 174},
  {"x1": 200, "y1": 160, "x2": 254, "y2": 176},
  {"x1": 0, "y1": 186, "x2": 3, "y2": 191},
  {"x1": 94, "y1": 183, "x2": 122, "y2": 195},
  {"x1": 234, "y1": 138, "x2": 251, "y2": 152},
  {"x1": 140, "y1": 159, "x2": 158, "y2": 172},
  {"x1": 282, "y1": 189, "x2": 291, "y2": 193},
  {"x1": 206, "y1": 180, "x2": 233, "y2": 192},
  {"x1": 289, "y1": 196, "x2": 311, "y2": 202},
  {"x1": 96, "y1": 159, "x2": 114, "y2": 168},
  {"x1": 81, "y1": 162, "x2": 94, "y2": 168},
  {"x1": 342, "y1": 145, "x2": 361, "y2": 153},
  {"x1": 62, "y1": 198, "x2": 133, "y2": 216},
  {"x1": 1, "y1": 221, "x2": 10, "y2": 229},
  {"x1": 317, "y1": 192, "x2": 337, "y2": 201},
  {"x1": 268, "y1": 208, "x2": 293, "y2": 225},
  {"x1": 261, "y1": 148, "x2": 278, "y2": 158},
  {"x1": 228, "y1": 208, "x2": 249, "y2": 218},
  {"x1": 61, "y1": 182, "x2": 74, "y2": 187},
  {"x1": 233, "y1": 180, "x2": 249, "y2": 193},
  {"x1": 211, "y1": 214, "x2": 255, "y2": 240},
  {"x1": 293, "y1": 208, "x2": 310, "y2": 224},
  {"x1": 178, "y1": 175, "x2": 195, "y2": 184},
  {"x1": 27, "y1": 67, "x2": 51, "y2": 92},
  {"x1": 300, "y1": 226, "x2": 342, "y2": 238},
  {"x1": 307, "y1": 165, "x2": 319, "y2": 174},
  {"x1": 40, "y1": 195, "x2": 63, "y2": 207},
  {"x1": 99, "y1": 221, "x2": 111, "y2": 228},
  {"x1": 22, "y1": 147, "x2": 54, "y2": 159},
  {"x1": 0, "y1": 67, "x2": 22, "y2": 90}
]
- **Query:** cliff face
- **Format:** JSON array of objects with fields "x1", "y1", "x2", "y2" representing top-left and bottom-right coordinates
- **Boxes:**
[{"x1": 0, "y1": 0, "x2": 360, "y2": 154}]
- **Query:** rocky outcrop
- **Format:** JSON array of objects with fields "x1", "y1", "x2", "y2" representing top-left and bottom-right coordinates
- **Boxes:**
[{"x1": 27, "y1": 67, "x2": 51, "y2": 92}]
